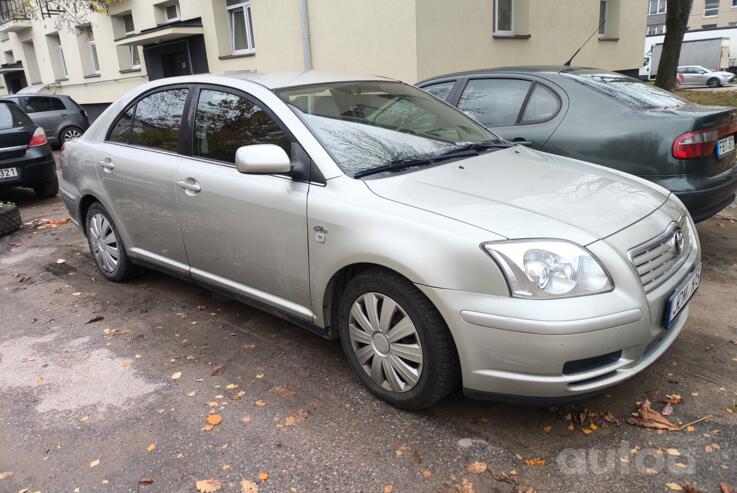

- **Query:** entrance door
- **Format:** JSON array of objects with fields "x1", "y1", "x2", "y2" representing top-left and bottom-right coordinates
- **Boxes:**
[{"x1": 162, "y1": 48, "x2": 190, "y2": 77}]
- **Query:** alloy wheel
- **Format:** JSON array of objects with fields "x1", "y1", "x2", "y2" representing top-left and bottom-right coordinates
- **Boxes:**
[
  {"x1": 348, "y1": 292, "x2": 423, "y2": 393},
  {"x1": 63, "y1": 128, "x2": 83, "y2": 141},
  {"x1": 89, "y1": 213, "x2": 120, "y2": 273}
]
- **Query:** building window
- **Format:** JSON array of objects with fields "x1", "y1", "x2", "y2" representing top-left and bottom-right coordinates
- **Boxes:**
[
  {"x1": 648, "y1": 0, "x2": 666, "y2": 15},
  {"x1": 733, "y1": 0, "x2": 737, "y2": 7},
  {"x1": 123, "y1": 13, "x2": 135, "y2": 33},
  {"x1": 226, "y1": 0, "x2": 255, "y2": 54},
  {"x1": 87, "y1": 28, "x2": 100, "y2": 74},
  {"x1": 702, "y1": 23, "x2": 718, "y2": 28},
  {"x1": 58, "y1": 44, "x2": 68, "y2": 78},
  {"x1": 162, "y1": 2, "x2": 180, "y2": 23},
  {"x1": 122, "y1": 15, "x2": 140, "y2": 69},
  {"x1": 647, "y1": 23, "x2": 666, "y2": 35},
  {"x1": 599, "y1": 0, "x2": 608, "y2": 35},
  {"x1": 704, "y1": 0, "x2": 719, "y2": 16},
  {"x1": 494, "y1": 0, "x2": 514, "y2": 35}
]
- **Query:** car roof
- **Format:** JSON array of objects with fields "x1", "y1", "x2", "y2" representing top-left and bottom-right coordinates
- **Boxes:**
[
  {"x1": 417, "y1": 65, "x2": 618, "y2": 84},
  {"x1": 204, "y1": 70, "x2": 397, "y2": 90}
]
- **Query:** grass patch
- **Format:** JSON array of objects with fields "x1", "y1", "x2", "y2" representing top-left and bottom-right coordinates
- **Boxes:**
[{"x1": 673, "y1": 89, "x2": 737, "y2": 107}]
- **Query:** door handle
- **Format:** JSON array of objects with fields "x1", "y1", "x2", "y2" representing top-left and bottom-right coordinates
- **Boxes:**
[
  {"x1": 97, "y1": 158, "x2": 114, "y2": 171},
  {"x1": 511, "y1": 138, "x2": 533, "y2": 146},
  {"x1": 176, "y1": 178, "x2": 201, "y2": 193}
]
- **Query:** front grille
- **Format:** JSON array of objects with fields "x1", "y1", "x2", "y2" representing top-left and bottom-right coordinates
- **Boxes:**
[{"x1": 628, "y1": 216, "x2": 692, "y2": 293}]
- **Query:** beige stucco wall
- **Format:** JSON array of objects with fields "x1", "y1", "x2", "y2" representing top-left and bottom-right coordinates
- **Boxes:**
[
  {"x1": 415, "y1": 0, "x2": 647, "y2": 81},
  {"x1": 688, "y1": 0, "x2": 737, "y2": 29}
]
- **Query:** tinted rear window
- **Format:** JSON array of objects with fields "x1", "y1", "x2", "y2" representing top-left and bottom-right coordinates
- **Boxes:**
[
  {"x1": 561, "y1": 72, "x2": 687, "y2": 109},
  {"x1": 0, "y1": 102, "x2": 32, "y2": 129}
]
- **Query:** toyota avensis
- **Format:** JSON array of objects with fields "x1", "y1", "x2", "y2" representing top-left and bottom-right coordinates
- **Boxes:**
[{"x1": 60, "y1": 72, "x2": 701, "y2": 410}]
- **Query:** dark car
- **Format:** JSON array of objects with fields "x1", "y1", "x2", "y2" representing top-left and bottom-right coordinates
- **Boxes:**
[
  {"x1": 418, "y1": 66, "x2": 737, "y2": 222},
  {"x1": 1, "y1": 94, "x2": 89, "y2": 146},
  {"x1": 0, "y1": 100, "x2": 57, "y2": 198}
]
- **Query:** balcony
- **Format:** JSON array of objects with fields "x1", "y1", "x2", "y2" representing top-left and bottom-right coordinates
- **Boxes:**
[{"x1": 0, "y1": 0, "x2": 31, "y2": 32}]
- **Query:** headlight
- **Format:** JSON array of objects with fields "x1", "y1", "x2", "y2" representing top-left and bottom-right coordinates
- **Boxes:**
[{"x1": 482, "y1": 240, "x2": 613, "y2": 299}]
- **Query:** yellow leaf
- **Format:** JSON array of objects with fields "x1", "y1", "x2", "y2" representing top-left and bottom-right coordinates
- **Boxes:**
[
  {"x1": 543, "y1": 425, "x2": 552, "y2": 433},
  {"x1": 240, "y1": 480, "x2": 259, "y2": 493},
  {"x1": 524, "y1": 457, "x2": 545, "y2": 466},
  {"x1": 187, "y1": 391, "x2": 196, "y2": 397},
  {"x1": 79, "y1": 416, "x2": 89, "y2": 423},
  {"x1": 207, "y1": 414, "x2": 223, "y2": 426},
  {"x1": 146, "y1": 443, "x2": 156, "y2": 453},
  {"x1": 466, "y1": 461, "x2": 487, "y2": 474},
  {"x1": 383, "y1": 486, "x2": 393, "y2": 493},
  {"x1": 242, "y1": 416, "x2": 252, "y2": 424},
  {"x1": 89, "y1": 459, "x2": 100, "y2": 468},
  {"x1": 422, "y1": 470, "x2": 432, "y2": 478},
  {"x1": 195, "y1": 479, "x2": 222, "y2": 493},
  {"x1": 258, "y1": 471, "x2": 269, "y2": 481},
  {"x1": 121, "y1": 361, "x2": 130, "y2": 369},
  {"x1": 666, "y1": 483, "x2": 683, "y2": 491},
  {"x1": 171, "y1": 371, "x2": 182, "y2": 380},
  {"x1": 222, "y1": 464, "x2": 231, "y2": 470},
  {"x1": 226, "y1": 384, "x2": 238, "y2": 389},
  {"x1": 255, "y1": 400, "x2": 267, "y2": 407},
  {"x1": 0, "y1": 471, "x2": 13, "y2": 480},
  {"x1": 666, "y1": 448, "x2": 680, "y2": 456}
]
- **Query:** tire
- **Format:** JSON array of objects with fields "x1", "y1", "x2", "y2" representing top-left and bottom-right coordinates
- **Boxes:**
[
  {"x1": 0, "y1": 202, "x2": 21, "y2": 237},
  {"x1": 60, "y1": 126, "x2": 84, "y2": 142},
  {"x1": 33, "y1": 175, "x2": 59, "y2": 199},
  {"x1": 707, "y1": 77, "x2": 720, "y2": 88},
  {"x1": 338, "y1": 268, "x2": 460, "y2": 410},
  {"x1": 85, "y1": 202, "x2": 136, "y2": 282}
]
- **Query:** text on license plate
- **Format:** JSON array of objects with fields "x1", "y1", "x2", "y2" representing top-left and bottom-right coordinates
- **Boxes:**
[
  {"x1": 666, "y1": 265, "x2": 701, "y2": 327},
  {"x1": 0, "y1": 167, "x2": 18, "y2": 179},
  {"x1": 716, "y1": 135, "x2": 735, "y2": 157}
]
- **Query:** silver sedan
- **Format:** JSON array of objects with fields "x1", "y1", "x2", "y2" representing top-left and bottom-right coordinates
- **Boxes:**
[{"x1": 59, "y1": 72, "x2": 701, "y2": 409}]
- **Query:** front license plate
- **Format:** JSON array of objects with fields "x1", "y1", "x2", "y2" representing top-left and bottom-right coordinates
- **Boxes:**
[
  {"x1": 0, "y1": 167, "x2": 18, "y2": 180},
  {"x1": 716, "y1": 135, "x2": 735, "y2": 157},
  {"x1": 665, "y1": 264, "x2": 702, "y2": 328}
]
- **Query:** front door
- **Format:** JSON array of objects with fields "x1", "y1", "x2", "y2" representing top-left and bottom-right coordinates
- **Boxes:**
[
  {"x1": 96, "y1": 86, "x2": 191, "y2": 273},
  {"x1": 176, "y1": 87, "x2": 312, "y2": 319}
]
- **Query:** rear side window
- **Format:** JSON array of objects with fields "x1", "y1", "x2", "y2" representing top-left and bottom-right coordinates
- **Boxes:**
[
  {"x1": 0, "y1": 102, "x2": 32, "y2": 129},
  {"x1": 25, "y1": 96, "x2": 54, "y2": 113},
  {"x1": 130, "y1": 88, "x2": 188, "y2": 152},
  {"x1": 520, "y1": 84, "x2": 561, "y2": 123},
  {"x1": 458, "y1": 78, "x2": 531, "y2": 127},
  {"x1": 422, "y1": 81, "x2": 455, "y2": 101},
  {"x1": 193, "y1": 89, "x2": 291, "y2": 163},
  {"x1": 108, "y1": 106, "x2": 134, "y2": 144}
]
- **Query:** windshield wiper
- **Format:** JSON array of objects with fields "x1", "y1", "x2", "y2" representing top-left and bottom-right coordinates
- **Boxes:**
[
  {"x1": 354, "y1": 157, "x2": 434, "y2": 178},
  {"x1": 439, "y1": 141, "x2": 512, "y2": 156}
]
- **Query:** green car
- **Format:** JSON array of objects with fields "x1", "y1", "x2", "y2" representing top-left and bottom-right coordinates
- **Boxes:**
[{"x1": 418, "y1": 66, "x2": 737, "y2": 222}]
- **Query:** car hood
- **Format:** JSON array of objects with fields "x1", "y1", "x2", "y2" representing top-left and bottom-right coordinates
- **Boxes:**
[{"x1": 364, "y1": 146, "x2": 670, "y2": 245}]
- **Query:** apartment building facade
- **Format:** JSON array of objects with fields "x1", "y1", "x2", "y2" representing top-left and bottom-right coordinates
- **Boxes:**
[
  {"x1": 647, "y1": 0, "x2": 737, "y2": 36},
  {"x1": 0, "y1": 0, "x2": 647, "y2": 117}
]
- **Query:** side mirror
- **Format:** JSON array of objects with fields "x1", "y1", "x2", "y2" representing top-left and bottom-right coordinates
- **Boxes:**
[{"x1": 235, "y1": 144, "x2": 291, "y2": 174}]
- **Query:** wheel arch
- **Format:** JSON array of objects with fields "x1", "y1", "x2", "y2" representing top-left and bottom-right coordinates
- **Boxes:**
[{"x1": 78, "y1": 193, "x2": 102, "y2": 236}]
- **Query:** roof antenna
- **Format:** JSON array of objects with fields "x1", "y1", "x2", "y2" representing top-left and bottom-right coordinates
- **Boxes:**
[{"x1": 564, "y1": 26, "x2": 600, "y2": 67}]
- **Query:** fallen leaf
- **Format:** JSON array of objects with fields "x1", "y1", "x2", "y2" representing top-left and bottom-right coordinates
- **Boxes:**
[
  {"x1": 207, "y1": 414, "x2": 223, "y2": 426},
  {"x1": 240, "y1": 480, "x2": 259, "y2": 493},
  {"x1": 72, "y1": 292, "x2": 82, "y2": 296},
  {"x1": 242, "y1": 344, "x2": 256, "y2": 350},
  {"x1": 271, "y1": 386, "x2": 296, "y2": 398},
  {"x1": 242, "y1": 416, "x2": 252, "y2": 424},
  {"x1": 543, "y1": 425, "x2": 552, "y2": 433},
  {"x1": 666, "y1": 483, "x2": 683, "y2": 491},
  {"x1": 56, "y1": 258, "x2": 66, "y2": 264},
  {"x1": 258, "y1": 471, "x2": 269, "y2": 481},
  {"x1": 226, "y1": 383, "x2": 238, "y2": 389},
  {"x1": 662, "y1": 402, "x2": 674, "y2": 416},
  {"x1": 626, "y1": 399, "x2": 681, "y2": 431},
  {"x1": 80, "y1": 415, "x2": 89, "y2": 422},
  {"x1": 171, "y1": 371, "x2": 182, "y2": 380},
  {"x1": 121, "y1": 361, "x2": 130, "y2": 369},
  {"x1": 187, "y1": 390, "x2": 197, "y2": 397},
  {"x1": 86, "y1": 316, "x2": 104, "y2": 324},
  {"x1": 146, "y1": 443, "x2": 156, "y2": 453},
  {"x1": 395, "y1": 444, "x2": 409, "y2": 457},
  {"x1": 524, "y1": 457, "x2": 545, "y2": 466},
  {"x1": 681, "y1": 480, "x2": 704, "y2": 493},
  {"x1": 383, "y1": 485, "x2": 393, "y2": 493},
  {"x1": 254, "y1": 400, "x2": 267, "y2": 407},
  {"x1": 211, "y1": 364, "x2": 225, "y2": 376},
  {"x1": 0, "y1": 472, "x2": 13, "y2": 480},
  {"x1": 467, "y1": 461, "x2": 487, "y2": 474},
  {"x1": 138, "y1": 478, "x2": 154, "y2": 485},
  {"x1": 666, "y1": 448, "x2": 680, "y2": 456},
  {"x1": 489, "y1": 469, "x2": 518, "y2": 484},
  {"x1": 196, "y1": 479, "x2": 222, "y2": 492},
  {"x1": 222, "y1": 464, "x2": 231, "y2": 470},
  {"x1": 89, "y1": 459, "x2": 100, "y2": 468},
  {"x1": 35, "y1": 375, "x2": 44, "y2": 384},
  {"x1": 705, "y1": 443, "x2": 720, "y2": 453},
  {"x1": 422, "y1": 470, "x2": 432, "y2": 478},
  {"x1": 720, "y1": 483, "x2": 736, "y2": 493}
]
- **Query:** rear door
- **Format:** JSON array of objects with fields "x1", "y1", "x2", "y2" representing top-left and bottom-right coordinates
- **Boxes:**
[
  {"x1": 176, "y1": 86, "x2": 312, "y2": 320},
  {"x1": 23, "y1": 96, "x2": 66, "y2": 141},
  {"x1": 95, "y1": 86, "x2": 190, "y2": 274},
  {"x1": 452, "y1": 76, "x2": 566, "y2": 148}
]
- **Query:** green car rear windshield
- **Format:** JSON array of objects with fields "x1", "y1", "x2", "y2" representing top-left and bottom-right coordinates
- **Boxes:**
[
  {"x1": 561, "y1": 71, "x2": 688, "y2": 109},
  {"x1": 276, "y1": 81, "x2": 501, "y2": 176}
]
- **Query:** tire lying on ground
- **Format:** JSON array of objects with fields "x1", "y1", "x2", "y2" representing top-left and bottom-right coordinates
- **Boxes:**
[{"x1": 0, "y1": 202, "x2": 22, "y2": 237}]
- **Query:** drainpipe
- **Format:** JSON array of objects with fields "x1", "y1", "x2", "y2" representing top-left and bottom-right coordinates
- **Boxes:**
[{"x1": 299, "y1": 0, "x2": 312, "y2": 70}]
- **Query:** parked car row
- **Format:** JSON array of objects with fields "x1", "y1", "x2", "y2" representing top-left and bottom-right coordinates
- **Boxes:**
[{"x1": 58, "y1": 71, "x2": 705, "y2": 409}]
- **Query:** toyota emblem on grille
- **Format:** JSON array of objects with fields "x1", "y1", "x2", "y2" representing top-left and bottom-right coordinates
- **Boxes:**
[{"x1": 673, "y1": 228, "x2": 684, "y2": 255}]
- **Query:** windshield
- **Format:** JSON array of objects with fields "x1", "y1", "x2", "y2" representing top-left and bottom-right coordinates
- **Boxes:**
[
  {"x1": 561, "y1": 71, "x2": 688, "y2": 109},
  {"x1": 276, "y1": 81, "x2": 504, "y2": 177}
]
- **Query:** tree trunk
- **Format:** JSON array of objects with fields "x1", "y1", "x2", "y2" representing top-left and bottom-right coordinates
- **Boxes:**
[{"x1": 655, "y1": 0, "x2": 693, "y2": 91}]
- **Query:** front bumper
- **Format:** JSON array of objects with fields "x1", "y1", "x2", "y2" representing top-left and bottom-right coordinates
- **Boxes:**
[{"x1": 418, "y1": 204, "x2": 701, "y2": 401}]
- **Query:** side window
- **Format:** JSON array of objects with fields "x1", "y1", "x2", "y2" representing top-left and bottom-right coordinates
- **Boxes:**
[
  {"x1": 25, "y1": 96, "x2": 54, "y2": 113},
  {"x1": 422, "y1": 81, "x2": 455, "y2": 101},
  {"x1": 50, "y1": 97, "x2": 66, "y2": 111},
  {"x1": 130, "y1": 88, "x2": 188, "y2": 152},
  {"x1": 193, "y1": 89, "x2": 291, "y2": 163},
  {"x1": 108, "y1": 105, "x2": 134, "y2": 144},
  {"x1": 520, "y1": 84, "x2": 561, "y2": 124},
  {"x1": 458, "y1": 78, "x2": 531, "y2": 127}
]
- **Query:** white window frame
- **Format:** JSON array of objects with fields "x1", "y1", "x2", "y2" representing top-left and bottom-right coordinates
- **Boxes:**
[
  {"x1": 646, "y1": 23, "x2": 666, "y2": 35},
  {"x1": 88, "y1": 34, "x2": 100, "y2": 74},
  {"x1": 648, "y1": 0, "x2": 666, "y2": 15},
  {"x1": 226, "y1": 0, "x2": 255, "y2": 55},
  {"x1": 123, "y1": 18, "x2": 141, "y2": 70},
  {"x1": 163, "y1": 2, "x2": 181, "y2": 23},
  {"x1": 704, "y1": 0, "x2": 719, "y2": 17}
]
